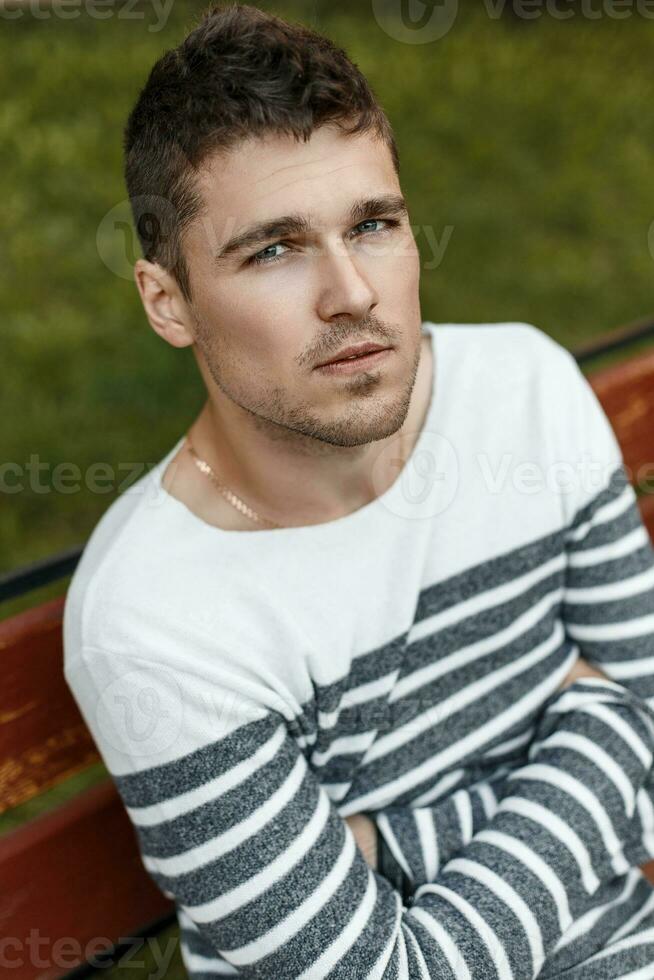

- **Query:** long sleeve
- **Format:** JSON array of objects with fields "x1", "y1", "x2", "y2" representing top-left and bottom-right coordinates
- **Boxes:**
[
  {"x1": 371, "y1": 683, "x2": 654, "y2": 894},
  {"x1": 560, "y1": 469, "x2": 654, "y2": 868},
  {"x1": 557, "y1": 348, "x2": 654, "y2": 704},
  {"x1": 554, "y1": 345, "x2": 654, "y2": 867},
  {"x1": 370, "y1": 770, "x2": 511, "y2": 891},
  {"x1": 370, "y1": 344, "x2": 654, "y2": 890},
  {"x1": 64, "y1": 646, "x2": 654, "y2": 979}
]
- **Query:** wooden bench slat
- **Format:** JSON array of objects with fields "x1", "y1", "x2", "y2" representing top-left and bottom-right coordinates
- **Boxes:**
[
  {"x1": 0, "y1": 596, "x2": 100, "y2": 813},
  {"x1": 587, "y1": 350, "x2": 654, "y2": 490},
  {"x1": 639, "y1": 493, "x2": 654, "y2": 544},
  {"x1": 0, "y1": 778, "x2": 174, "y2": 980}
]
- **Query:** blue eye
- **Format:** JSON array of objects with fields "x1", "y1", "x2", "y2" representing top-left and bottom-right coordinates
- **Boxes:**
[
  {"x1": 247, "y1": 217, "x2": 399, "y2": 267},
  {"x1": 249, "y1": 243, "x2": 288, "y2": 266},
  {"x1": 356, "y1": 219, "x2": 383, "y2": 234}
]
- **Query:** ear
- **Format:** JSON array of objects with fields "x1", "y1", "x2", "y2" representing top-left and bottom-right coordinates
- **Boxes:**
[{"x1": 134, "y1": 258, "x2": 194, "y2": 349}]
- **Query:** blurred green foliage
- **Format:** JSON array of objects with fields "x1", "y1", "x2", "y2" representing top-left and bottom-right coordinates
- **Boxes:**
[
  {"x1": 2, "y1": 0, "x2": 654, "y2": 975},
  {"x1": 2, "y1": 0, "x2": 654, "y2": 580}
]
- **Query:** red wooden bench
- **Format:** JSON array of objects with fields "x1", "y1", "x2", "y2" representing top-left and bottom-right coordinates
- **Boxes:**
[{"x1": 2, "y1": 318, "x2": 654, "y2": 979}]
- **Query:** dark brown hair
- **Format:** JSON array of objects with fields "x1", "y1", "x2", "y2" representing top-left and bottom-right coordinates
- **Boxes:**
[{"x1": 123, "y1": 1, "x2": 400, "y2": 303}]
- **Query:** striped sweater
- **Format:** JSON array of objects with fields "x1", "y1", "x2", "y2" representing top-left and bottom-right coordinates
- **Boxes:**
[{"x1": 63, "y1": 320, "x2": 654, "y2": 978}]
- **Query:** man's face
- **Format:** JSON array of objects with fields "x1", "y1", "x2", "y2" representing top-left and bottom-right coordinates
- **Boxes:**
[{"x1": 182, "y1": 123, "x2": 423, "y2": 449}]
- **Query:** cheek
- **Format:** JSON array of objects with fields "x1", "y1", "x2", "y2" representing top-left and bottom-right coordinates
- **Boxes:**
[
  {"x1": 375, "y1": 229, "x2": 420, "y2": 274},
  {"x1": 196, "y1": 279, "x2": 286, "y2": 334},
  {"x1": 383, "y1": 237, "x2": 420, "y2": 292},
  {"x1": 231, "y1": 299, "x2": 304, "y2": 364}
]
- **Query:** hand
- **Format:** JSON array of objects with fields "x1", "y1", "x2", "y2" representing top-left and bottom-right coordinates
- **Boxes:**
[
  {"x1": 345, "y1": 813, "x2": 377, "y2": 869},
  {"x1": 558, "y1": 655, "x2": 608, "y2": 692}
]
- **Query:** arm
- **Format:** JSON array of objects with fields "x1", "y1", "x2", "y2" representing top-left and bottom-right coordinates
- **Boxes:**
[
  {"x1": 356, "y1": 346, "x2": 654, "y2": 887},
  {"x1": 347, "y1": 770, "x2": 510, "y2": 888},
  {"x1": 552, "y1": 344, "x2": 654, "y2": 866},
  {"x1": 346, "y1": 660, "x2": 616, "y2": 889},
  {"x1": 64, "y1": 647, "x2": 654, "y2": 979}
]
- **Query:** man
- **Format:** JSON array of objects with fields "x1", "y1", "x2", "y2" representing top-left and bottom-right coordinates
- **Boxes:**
[{"x1": 63, "y1": 3, "x2": 654, "y2": 976}]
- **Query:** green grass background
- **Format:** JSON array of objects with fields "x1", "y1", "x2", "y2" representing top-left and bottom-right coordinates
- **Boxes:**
[{"x1": 2, "y1": 0, "x2": 654, "y2": 975}]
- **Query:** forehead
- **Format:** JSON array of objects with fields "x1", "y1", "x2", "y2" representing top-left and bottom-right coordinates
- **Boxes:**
[{"x1": 190, "y1": 125, "x2": 399, "y2": 252}]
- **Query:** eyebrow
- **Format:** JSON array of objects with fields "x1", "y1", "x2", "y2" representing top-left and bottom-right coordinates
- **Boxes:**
[{"x1": 212, "y1": 193, "x2": 409, "y2": 266}]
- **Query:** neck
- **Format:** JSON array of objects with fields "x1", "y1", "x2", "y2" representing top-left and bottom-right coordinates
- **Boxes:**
[{"x1": 188, "y1": 330, "x2": 434, "y2": 527}]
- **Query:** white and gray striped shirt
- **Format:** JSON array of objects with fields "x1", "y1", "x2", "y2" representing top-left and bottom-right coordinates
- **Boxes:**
[{"x1": 63, "y1": 321, "x2": 654, "y2": 978}]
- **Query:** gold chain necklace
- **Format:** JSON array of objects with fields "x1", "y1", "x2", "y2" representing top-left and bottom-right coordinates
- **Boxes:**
[{"x1": 184, "y1": 434, "x2": 283, "y2": 530}]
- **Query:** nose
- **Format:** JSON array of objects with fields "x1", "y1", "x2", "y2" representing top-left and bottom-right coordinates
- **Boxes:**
[{"x1": 315, "y1": 239, "x2": 379, "y2": 323}]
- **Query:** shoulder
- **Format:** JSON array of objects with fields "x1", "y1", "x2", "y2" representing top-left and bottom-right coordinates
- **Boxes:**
[
  {"x1": 427, "y1": 318, "x2": 571, "y2": 368},
  {"x1": 62, "y1": 447, "x2": 186, "y2": 666},
  {"x1": 470, "y1": 319, "x2": 567, "y2": 359},
  {"x1": 426, "y1": 319, "x2": 576, "y2": 404}
]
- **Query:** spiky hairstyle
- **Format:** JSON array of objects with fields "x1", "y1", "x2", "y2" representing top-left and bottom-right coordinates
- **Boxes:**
[{"x1": 123, "y1": 1, "x2": 400, "y2": 301}]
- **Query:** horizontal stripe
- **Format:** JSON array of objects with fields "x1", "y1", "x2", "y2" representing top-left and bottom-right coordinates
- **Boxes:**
[{"x1": 63, "y1": 322, "x2": 654, "y2": 978}]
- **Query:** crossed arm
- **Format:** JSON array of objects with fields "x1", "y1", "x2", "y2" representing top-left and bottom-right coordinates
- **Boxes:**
[
  {"x1": 345, "y1": 656, "x2": 638, "y2": 876},
  {"x1": 82, "y1": 649, "x2": 654, "y2": 977}
]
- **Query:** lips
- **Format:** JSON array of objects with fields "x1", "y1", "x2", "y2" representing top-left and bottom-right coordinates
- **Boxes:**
[
  {"x1": 316, "y1": 342, "x2": 389, "y2": 368},
  {"x1": 331, "y1": 351, "x2": 374, "y2": 364}
]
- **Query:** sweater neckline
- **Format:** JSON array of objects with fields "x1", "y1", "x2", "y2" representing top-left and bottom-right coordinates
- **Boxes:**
[{"x1": 153, "y1": 322, "x2": 444, "y2": 542}]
